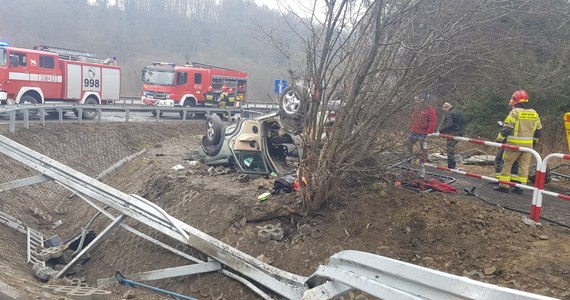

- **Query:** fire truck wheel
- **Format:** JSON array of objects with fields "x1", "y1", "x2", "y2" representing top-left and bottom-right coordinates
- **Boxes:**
[
  {"x1": 16, "y1": 95, "x2": 39, "y2": 120},
  {"x1": 180, "y1": 99, "x2": 205, "y2": 119},
  {"x1": 75, "y1": 97, "x2": 99, "y2": 119},
  {"x1": 206, "y1": 114, "x2": 223, "y2": 145}
]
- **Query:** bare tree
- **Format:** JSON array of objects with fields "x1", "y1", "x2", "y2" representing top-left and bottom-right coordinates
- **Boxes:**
[{"x1": 271, "y1": 0, "x2": 570, "y2": 212}]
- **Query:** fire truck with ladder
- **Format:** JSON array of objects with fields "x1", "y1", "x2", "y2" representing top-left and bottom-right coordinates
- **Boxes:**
[
  {"x1": 0, "y1": 43, "x2": 120, "y2": 119},
  {"x1": 141, "y1": 61, "x2": 247, "y2": 118}
]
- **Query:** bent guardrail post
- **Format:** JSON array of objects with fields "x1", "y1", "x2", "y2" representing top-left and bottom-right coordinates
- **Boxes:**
[{"x1": 428, "y1": 133, "x2": 544, "y2": 222}]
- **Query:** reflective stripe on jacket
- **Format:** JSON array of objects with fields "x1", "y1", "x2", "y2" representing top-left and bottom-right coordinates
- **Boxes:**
[{"x1": 502, "y1": 108, "x2": 542, "y2": 147}]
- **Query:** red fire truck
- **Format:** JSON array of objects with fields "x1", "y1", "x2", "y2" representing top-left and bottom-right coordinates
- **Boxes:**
[
  {"x1": 0, "y1": 43, "x2": 120, "y2": 119},
  {"x1": 141, "y1": 61, "x2": 247, "y2": 118}
]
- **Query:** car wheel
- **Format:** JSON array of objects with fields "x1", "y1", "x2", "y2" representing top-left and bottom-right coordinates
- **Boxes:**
[
  {"x1": 206, "y1": 114, "x2": 223, "y2": 145},
  {"x1": 16, "y1": 95, "x2": 39, "y2": 119},
  {"x1": 279, "y1": 87, "x2": 306, "y2": 117},
  {"x1": 201, "y1": 135, "x2": 225, "y2": 157}
]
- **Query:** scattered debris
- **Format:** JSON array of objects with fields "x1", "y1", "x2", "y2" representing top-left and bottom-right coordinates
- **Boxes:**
[
  {"x1": 521, "y1": 216, "x2": 541, "y2": 227},
  {"x1": 171, "y1": 164, "x2": 185, "y2": 171},
  {"x1": 237, "y1": 174, "x2": 251, "y2": 182},
  {"x1": 463, "y1": 155, "x2": 495, "y2": 165},
  {"x1": 208, "y1": 166, "x2": 231, "y2": 176},
  {"x1": 257, "y1": 192, "x2": 271, "y2": 202},
  {"x1": 484, "y1": 266, "x2": 497, "y2": 275},
  {"x1": 51, "y1": 220, "x2": 63, "y2": 230},
  {"x1": 182, "y1": 150, "x2": 201, "y2": 161},
  {"x1": 272, "y1": 175, "x2": 295, "y2": 194}
]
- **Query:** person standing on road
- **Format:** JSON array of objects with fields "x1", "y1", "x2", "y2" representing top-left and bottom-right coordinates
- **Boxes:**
[
  {"x1": 494, "y1": 90, "x2": 542, "y2": 194},
  {"x1": 439, "y1": 102, "x2": 465, "y2": 169},
  {"x1": 406, "y1": 95, "x2": 437, "y2": 163},
  {"x1": 494, "y1": 99, "x2": 519, "y2": 181}
]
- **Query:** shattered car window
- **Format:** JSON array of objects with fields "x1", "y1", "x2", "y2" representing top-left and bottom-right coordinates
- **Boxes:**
[{"x1": 234, "y1": 150, "x2": 268, "y2": 173}]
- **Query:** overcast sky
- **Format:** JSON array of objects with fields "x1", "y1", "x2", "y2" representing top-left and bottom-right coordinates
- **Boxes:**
[{"x1": 254, "y1": 0, "x2": 280, "y2": 10}]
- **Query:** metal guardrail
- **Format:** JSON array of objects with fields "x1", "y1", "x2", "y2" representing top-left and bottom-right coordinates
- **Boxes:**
[{"x1": 0, "y1": 102, "x2": 279, "y2": 133}]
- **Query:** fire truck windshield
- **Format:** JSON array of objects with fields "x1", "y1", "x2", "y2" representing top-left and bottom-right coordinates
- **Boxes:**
[
  {"x1": 142, "y1": 67, "x2": 175, "y2": 86},
  {"x1": 0, "y1": 48, "x2": 6, "y2": 66}
]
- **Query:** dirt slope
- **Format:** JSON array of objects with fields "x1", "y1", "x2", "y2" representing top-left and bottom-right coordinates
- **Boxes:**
[{"x1": 0, "y1": 123, "x2": 569, "y2": 299}]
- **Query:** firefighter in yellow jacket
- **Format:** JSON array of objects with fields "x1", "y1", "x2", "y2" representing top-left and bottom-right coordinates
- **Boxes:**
[{"x1": 494, "y1": 90, "x2": 542, "y2": 194}]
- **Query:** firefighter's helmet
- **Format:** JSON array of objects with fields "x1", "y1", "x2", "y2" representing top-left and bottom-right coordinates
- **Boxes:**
[
  {"x1": 511, "y1": 90, "x2": 528, "y2": 105},
  {"x1": 228, "y1": 88, "x2": 234, "y2": 94}
]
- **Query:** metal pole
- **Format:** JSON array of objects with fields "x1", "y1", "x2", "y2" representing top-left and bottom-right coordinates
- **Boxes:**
[{"x1": 114, "y1": 272, "x2": 197, "y2": 300}]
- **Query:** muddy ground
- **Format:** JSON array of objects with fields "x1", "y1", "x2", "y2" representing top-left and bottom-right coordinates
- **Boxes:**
[{"x1": 0, "y1": 122, "x2": 569, "y2": 299}]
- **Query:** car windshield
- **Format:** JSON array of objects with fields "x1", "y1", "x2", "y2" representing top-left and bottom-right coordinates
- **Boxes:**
[
  {"x1": 0, "y1": 48, "x2": 6, "y2": 67},
  {"x1": 233, "y1": 150, "x2": 269, "y2": 174},
  {"x1": 142, "y1": 67, "x2": 175, "y2": 86}
]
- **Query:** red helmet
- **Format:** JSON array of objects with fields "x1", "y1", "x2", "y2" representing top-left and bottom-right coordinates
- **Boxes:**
[
  {"x1": 228, "y1": 88, "x2": 234, "y2": 93},
  {"x1": 511, "y1": 90, "x2": 528, "y2": 105}
]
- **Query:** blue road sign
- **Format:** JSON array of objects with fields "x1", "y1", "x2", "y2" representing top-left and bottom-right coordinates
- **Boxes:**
[{"x1": 274, "y1": 80, "x2": 288, "y2": 94}]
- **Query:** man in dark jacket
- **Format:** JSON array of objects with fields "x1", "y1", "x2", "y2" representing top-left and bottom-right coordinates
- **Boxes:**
[{"x1": 439, "y1": 102, "x2": 466, "y2": 169}]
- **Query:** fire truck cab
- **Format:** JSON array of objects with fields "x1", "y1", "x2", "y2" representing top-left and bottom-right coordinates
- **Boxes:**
[
  {"x1": 0, "y1": 43, "x2": 120, "y2": 119},
  {"x1": 141, "y1": 61, "x2": 247, "y2": 118}
]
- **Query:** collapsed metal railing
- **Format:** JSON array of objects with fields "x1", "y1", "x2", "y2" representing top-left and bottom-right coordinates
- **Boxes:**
[{"x1": 0, "y1": 134, "x2": 559, "y2": 300}]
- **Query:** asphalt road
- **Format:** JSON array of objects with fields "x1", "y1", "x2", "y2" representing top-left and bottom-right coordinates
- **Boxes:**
[{"x1": 428, "y1": 166, "x2": 570, "y2": 228}]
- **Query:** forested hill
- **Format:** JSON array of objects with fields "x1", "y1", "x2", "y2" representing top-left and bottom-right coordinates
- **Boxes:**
[{"x1": 0, "y1": 0, "x2": 297, "y2": 100}]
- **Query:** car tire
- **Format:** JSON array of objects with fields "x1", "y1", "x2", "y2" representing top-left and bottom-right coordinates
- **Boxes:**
[
  {"x1": 201, "y1": 135, "x2": 225, "y2": 157},
  {"x1": 279, "y1": 87, "x2": 307, "y2": 117},
  {"x1": 206, "y1": 114, "x2": 223, "y2": 145}
]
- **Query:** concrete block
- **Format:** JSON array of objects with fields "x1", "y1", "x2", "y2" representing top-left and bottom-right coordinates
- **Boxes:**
[
  {"x1": 90, "y1": 289, "x2": 112, "y2": 300},
  {"x1": 257, "y1": 223, "x2": 284, "y2": 242}
]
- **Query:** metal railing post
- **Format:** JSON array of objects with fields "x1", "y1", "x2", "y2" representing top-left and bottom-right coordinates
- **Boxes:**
[
  {"x1": 40, "y1": 108, "x2": 45, "y2": 127},
  {"x1": 9, "y1": 111, "x2": 16, "y2": 133},
  {"x1": 428, "y1": 133, "x2": 544, "y2": 222},
  {"x1": 23, "y1": 109, "x2": 29, "y2": 129},
  {"x1": 534, "y1": 153, "x2": 570, "y2": 222}
]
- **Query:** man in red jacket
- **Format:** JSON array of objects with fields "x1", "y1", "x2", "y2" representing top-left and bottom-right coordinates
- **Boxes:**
[{"x1": 406, "y1": 96, "x2": 436, "y2": 163}]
